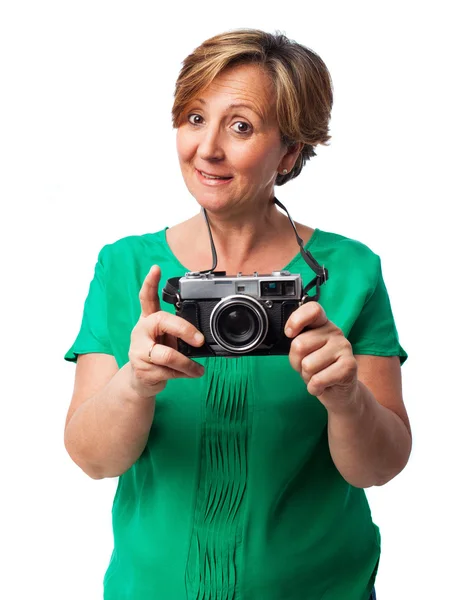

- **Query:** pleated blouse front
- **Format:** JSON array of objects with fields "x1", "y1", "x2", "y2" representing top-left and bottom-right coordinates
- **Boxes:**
[{"x1": 65, "y1": 226, "x2": 407, "y2": 600}]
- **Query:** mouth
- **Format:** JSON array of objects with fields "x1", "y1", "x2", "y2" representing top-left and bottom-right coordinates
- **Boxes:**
[
  {"x1": 196, "y1": 168, "x2": 233, "y2": 179},
  {"x1": 195, "y1": 168, "x2": 233, "y2": 185}
]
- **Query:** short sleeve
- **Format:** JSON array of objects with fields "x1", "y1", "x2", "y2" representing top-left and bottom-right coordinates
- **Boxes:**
[
  {"x1": 347, "y1": 256, "x2": 408, "y2": 365},
  {"x1": 64, "y1": 246, "x2": 113, "y2": 363}
]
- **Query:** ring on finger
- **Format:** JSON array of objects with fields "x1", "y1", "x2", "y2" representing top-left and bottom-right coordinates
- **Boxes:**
[{"x1": 148, "y1": 342, "x2": 156, "y2": 363}]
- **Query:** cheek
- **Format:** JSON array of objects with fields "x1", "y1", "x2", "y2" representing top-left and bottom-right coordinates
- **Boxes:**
[
  {"x1": 235, "y1": 146, "x2": 269, "y2": 172},
  {"x1": 240, "y1": 146, "x2": 281, "y2": 180},
  {"x1": 176, "y1": 130, "x2": 194, "y2": 163}
]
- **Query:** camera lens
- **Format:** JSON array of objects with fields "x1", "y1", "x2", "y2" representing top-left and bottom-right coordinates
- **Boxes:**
[
  {"x1": 210, "y1": 295, "x2": 268, "y2": 354},
  {"x1": 218, "y1": 306, "x2": 259, "y2": 346}
]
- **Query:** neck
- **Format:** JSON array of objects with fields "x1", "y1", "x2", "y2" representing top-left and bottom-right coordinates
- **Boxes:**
[{"x1": 191, "y1": 198, "x2": 292, "y2": 273}]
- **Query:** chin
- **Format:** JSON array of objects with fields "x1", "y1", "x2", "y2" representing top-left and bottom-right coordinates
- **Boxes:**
[{"x1": 190, "y1": 188, "x2": 239, "y2": 213}]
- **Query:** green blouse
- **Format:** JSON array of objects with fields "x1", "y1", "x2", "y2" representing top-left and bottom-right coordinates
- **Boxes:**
[{"x1": 65, "y1": 227, "x2": 407, "y2": 600}]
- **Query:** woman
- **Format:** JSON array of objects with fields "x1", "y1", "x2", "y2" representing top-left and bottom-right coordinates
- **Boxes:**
[{"x1": 64, "y1": 29, "x2": 411, "y2": 600}]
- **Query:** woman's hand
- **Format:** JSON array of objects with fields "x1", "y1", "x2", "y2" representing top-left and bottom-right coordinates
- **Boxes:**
[
  {"x1": 128, "y1": 265, "x2": 206, "y2": 399},
  {"x1": 285, "y1": 301, "x2": 359, "y2": 413}
]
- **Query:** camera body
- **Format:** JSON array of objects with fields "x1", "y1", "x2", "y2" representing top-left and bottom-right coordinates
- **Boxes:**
[{"x1": 171, "y1": 270, "x2": 304, "y2": 357}]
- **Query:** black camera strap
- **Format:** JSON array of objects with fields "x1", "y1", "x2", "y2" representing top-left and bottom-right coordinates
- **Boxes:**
[
  {"x1": 273, "y1": 197, "x2": 328, "y2": 301},
  {"x1": 162, "y1": 276, "x2": 182, "y2": 306},
  {"x1": 162, "y1": 206, "x2": 221, "y2": 306},
  {"x1": 162, "y1": 196, "x2": 328, "y2": 306}
]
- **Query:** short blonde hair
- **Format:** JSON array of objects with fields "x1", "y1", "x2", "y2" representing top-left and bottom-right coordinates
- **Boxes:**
[{"x1": 172, "y1": 29, "x2": 333, "y2": 185}]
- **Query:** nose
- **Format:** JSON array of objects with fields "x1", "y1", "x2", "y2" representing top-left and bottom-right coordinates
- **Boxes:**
[{"x1": 196, "y1": 124, "x2": 225, "y2": 162}]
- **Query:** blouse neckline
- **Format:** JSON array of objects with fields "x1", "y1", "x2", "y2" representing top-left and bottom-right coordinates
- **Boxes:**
[{"x1": 158, "y1": 227, "x2": 320, "y2": 273}]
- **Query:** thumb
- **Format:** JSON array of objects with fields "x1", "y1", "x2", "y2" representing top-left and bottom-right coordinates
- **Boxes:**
[{"x1": 139, "y1": 265, "x2": 162, "y2": 318}]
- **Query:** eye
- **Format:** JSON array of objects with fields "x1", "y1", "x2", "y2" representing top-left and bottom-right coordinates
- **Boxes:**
[
  {"x1": 187, "y1": 113, "x2": 204, "y2": 125},
  {"x1": 232, "y1": 121, "x2": 252, "y2": 134}
]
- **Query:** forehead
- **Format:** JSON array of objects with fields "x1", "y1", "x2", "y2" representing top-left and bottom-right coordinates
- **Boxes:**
[{"x1": 194, "y1": 63, "x2": 276, "y2": 119}]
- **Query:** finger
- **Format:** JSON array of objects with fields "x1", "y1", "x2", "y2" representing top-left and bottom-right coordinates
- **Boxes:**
[
  {"x1": 288, "y1": 329, "x2": 328, "y2": 372},
  {"x1": 139, "y1": 265, "x2": 162, "y2": 318},
  {"x1": 307, "y1": 356, "x2": 357, "y2": 398},
  {"x1": 285, "y1": 301, "x2": 328, "y2": 338},
  {"x1": 149, "y1": 344, "x2": 205, "y2": 378},
  {"x1": 148, "y1": 311, "x2": 205, "y2": 348},
  {"x1": 299, "y1": 345, "x2": 338, "y2": 384}
]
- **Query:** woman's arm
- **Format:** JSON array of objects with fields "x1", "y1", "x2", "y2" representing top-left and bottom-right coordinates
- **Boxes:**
[
  {"x1": 327, "y1": 355, "x2": 412, "y2": 488},
  {"x1": 286, "y1": 301, "x2": 412, "y2": 488},
  {"x1": 64, "y1": 266, "x2": 206, "y2": 480},
  {"x1": 64, "y1": 354, "x2": 156, "y2": 480}
]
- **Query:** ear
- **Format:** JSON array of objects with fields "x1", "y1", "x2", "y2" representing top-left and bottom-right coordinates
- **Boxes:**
[{"x1": 279, "y1": 142, "x2": 304, "y2": 172}]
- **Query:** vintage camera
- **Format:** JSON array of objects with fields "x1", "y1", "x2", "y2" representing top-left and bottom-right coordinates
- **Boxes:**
[
  {"x1": 163, "y1": 270, "x2": 308, "y2": 357},
  {"x1": 162, "y1": 198, "x2": 328, "y2": 357}
]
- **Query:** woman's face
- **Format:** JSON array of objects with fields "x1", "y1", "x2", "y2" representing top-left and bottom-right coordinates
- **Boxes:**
[{"x1": 176, "y1": 63, "x2": 290, "y2": 215}]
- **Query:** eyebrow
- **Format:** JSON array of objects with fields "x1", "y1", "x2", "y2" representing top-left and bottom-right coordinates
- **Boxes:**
[{"x1": 195, "y1": 98, "x2": 264, "y2": 121}]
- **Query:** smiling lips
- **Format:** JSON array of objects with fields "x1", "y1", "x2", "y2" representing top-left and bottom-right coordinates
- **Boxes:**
[
  {"x1": 195, "y1": 168, "x2": 233, "y2": 185},
  {"x1": 197, "y1": 168, "x2": 232, "y2": 179}
]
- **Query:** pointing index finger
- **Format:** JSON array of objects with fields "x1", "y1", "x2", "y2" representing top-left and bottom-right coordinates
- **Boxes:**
[{"x1": 139, "y1": 265, "x2": 162, "y2": 318}]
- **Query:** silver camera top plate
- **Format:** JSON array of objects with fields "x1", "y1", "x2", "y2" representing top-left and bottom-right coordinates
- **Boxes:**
[{"x1": 180, "y1": 271, "x2": 302, "y2": 301}]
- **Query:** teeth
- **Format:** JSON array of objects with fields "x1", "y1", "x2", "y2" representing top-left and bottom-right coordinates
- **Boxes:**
[{"x1": 200, "y1": 171, "x2": 227, "y2": 179}]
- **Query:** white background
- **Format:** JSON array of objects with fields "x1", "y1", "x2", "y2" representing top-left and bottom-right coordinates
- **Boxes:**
[{"x1": 1, "y1": 1, "x2": 474, "y2": 598}]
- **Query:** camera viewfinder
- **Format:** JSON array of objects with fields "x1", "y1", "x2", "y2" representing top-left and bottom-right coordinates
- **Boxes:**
[{"x1": 261, "y1": 281, "x2": 282, "y2": 296}]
